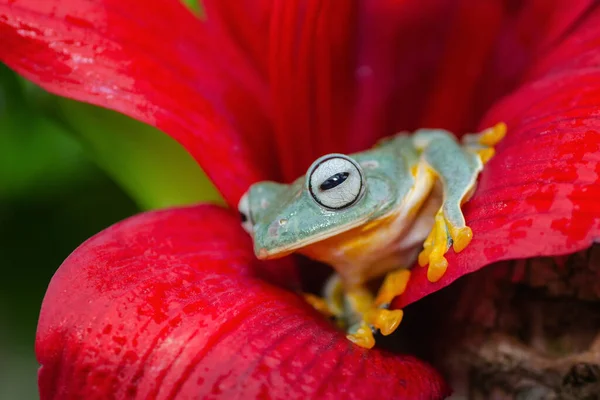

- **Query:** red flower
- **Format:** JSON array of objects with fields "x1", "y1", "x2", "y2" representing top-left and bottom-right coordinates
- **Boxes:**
[{"x1": 3, "y1": 0, "x2": 600, "y2": 398}]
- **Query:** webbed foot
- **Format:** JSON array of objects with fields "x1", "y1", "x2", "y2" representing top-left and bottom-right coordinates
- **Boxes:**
[
  {"x1": 418, "y1": 209, "x2": 473, "y2": 282},
  {"x1": 346, "y1": 269, "x2": 410, "y2": 347},
  {"x1": 347, "y1": 321, "x2": 376, "y2": 349},
  {"x1": 368, "y1": 308, "x2": 404, "y2": 336}
]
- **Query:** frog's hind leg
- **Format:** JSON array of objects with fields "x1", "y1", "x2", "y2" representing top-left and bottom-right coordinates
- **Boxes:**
[{"x1": 413, "y1": 127, "x2": 501, "y2": 282}]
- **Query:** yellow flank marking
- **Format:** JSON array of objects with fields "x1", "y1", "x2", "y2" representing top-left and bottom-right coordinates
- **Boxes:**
[
  {"x1": 410, "y1": 164, "x2": 419, "y2": 177},
  {"x1": 375, "y1": 269, "x2": 411, "y2": 306},
  {"x1": 303, "y1": 293, "x2": 333, "y2": 317},
  {"x1": 479, "y1": 122, "x2": 506, "y2": 147},
  {"x1": 367, "y1": 309, "x2": 404, "y2": 336},
  {"x1": 477, "y1": 148, "x2": 495, "y2": 164},
  {"x1": 347, "y1": 322, "x2": 375, "y2": 349},
  {"x1": 449, "y1": 224, "x2": 473, "y2": 253}
]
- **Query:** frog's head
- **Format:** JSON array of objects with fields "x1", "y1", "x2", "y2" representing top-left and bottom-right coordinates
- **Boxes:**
[{"x1": 238, "y1": 153, "x2": 398, "y2": 259}]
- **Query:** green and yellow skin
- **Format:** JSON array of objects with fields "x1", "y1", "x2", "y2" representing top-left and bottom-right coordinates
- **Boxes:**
[{"x1": 238, "y1": 123, "x2": 505, "y2": 348}]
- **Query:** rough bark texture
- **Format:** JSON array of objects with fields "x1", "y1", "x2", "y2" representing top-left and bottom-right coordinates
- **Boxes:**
[{"x1": 439, "y1": 245, "x2": 600, "y2": 399}]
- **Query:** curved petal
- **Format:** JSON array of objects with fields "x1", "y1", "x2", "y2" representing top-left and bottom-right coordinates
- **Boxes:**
[
  {"x1": 203, "y1": 0, "x2": 596, "y2": 181},
  {"x1": 5, "y1": 0, "x2": 595, "y2": 198},
  {"x1": 0, "y1": 0, "x2": 275, "y2": 205},
  {"x1": 352, "y1": 0, "x2": 595, "y2": 149},
  {"x1": 264, "y1": 0, "x2": 359, "y2": 180},
  {"x1": 37, "y1": 205, "x2": 449, "y2": 399},
  {"x1": 397, "y1": 4, "x2": 600, "y2": 307},
  {"x1": 202, "y1": 0, "x2": 272, "y2": 80}
]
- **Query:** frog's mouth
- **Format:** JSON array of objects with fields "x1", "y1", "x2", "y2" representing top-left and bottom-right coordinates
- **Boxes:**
[{"x1": 254, "y1": 215, "x2": 373, "y2": 260}]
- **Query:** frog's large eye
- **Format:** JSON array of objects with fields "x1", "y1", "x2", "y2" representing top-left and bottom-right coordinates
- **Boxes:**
[
  {"x1": 238, "y1": 192, "x2": 254, "y2": 233},
  {"x1": 308, "y1": 154, "x2": 364, "y2": 210}
]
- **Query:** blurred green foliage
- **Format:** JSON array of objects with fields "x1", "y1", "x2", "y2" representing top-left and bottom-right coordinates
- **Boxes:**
[
  {"x1": 18, "y1": 78, "x2": 223, "y2": 210},
  {"x1": 0, "y1": 33, "x2": 222, "y2": 398},
  {"x1": 0, "y1": 3, "x2": 221, "y2": 397},
  {"x1": 55, "y1": 99, "x2": 223, "y2": 210},
  {"x1": 0, "y1": 64, "x2": 137, "y2": 400},
  {"x1": 0, "y1": 66, "x2": 93, "y2": 199},
  {"x1": 182, "y1": 0, "x2": 203, "y2": 15}
]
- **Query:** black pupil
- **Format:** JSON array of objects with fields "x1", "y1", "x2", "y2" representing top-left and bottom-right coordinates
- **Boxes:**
[
  {"x1": 319, "y1": 172, "x2": 350, "y2": 191},
  {"x1": 239, "y1": 211, "x2": 248, "y2": 223}
]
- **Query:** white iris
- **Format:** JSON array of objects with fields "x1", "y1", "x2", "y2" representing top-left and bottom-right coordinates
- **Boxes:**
[{"x1": 308, "y1": 155, "x2": 364, "y2": 209}]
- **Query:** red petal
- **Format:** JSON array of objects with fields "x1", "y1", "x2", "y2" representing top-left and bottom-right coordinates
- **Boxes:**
[
  {"x1": 0, "y1": 0, "x2": 275, "y2": 205},
  {"x1": 202, "y1": 0, "x2": 272, "y2": 80},
  {"x1": 37, "y1": 205, "x2": 449, "y2": 399},
  {"x1": 212, "y1": 0, "x2": 597, "y2": 180},
  {"x1": 397, "y1": 4, "x2": 600, "y2": 307},
  {"x1": 265, "y1": 0, "x2": 358, "y2": 180},
  {"x1": 353, "y1": 0, "x2": 595, "y2": 144},
  {"x1": 3, "y1": 1, "x2": 598, "y2": 201}
]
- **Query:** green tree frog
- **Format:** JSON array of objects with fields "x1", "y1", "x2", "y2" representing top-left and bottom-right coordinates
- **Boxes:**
[{"x1": 238, "y1": 123, "x2": 505, "y2": 348}]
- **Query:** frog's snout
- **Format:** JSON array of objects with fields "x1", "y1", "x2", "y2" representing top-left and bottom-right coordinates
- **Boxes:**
[
  {"x1": 253, "y1": 217, "x2": 294, "y2": 259},
  {"x1": 266, "y1": 217, "x2": 293, "y2": 243}
]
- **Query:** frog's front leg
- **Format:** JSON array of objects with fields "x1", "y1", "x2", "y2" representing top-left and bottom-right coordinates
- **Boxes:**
[
  {"x1": 306, "y1": 274, "x2": 377, "y2": 348},
  {"x1": 344, "y1": 285, "x2": 404, "y2": 349},
  {"x1": 317, "y1": 275, "x2": 377, "y2": 348},
  {"x1": 342, "y1": 269, "x2": 408, "y2": 348},
  {"x1": 412, "y1": 123, "x2": 505, "y2": 282}
]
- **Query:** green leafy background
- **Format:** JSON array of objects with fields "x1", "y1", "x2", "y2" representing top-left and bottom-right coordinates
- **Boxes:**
[{"x1": 0, "y1": 2, "x2": 224, "y2": 395}]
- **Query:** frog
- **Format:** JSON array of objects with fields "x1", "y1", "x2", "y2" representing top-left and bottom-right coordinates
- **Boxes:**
[{"x1": 238, "y1": 123, "x2": 506, "y2": 349}]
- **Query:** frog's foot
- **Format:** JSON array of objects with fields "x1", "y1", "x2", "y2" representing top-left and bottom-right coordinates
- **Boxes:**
[
  {"x1": 462, "y1": 122, "x2": 507, "y2": 164},
  {"x1": 344, "y1": 272, "x2": 409, "y2": 347},
  {"x1": 346, "y1": 308, "x2": 404, "y2": 348},
  {"x1": 418, "y1": 209, "x2": 473, "y2": 282},
  {"x1": 368, "y1": 308, "x2": 404, "y2": 336},
  {"x1": 347, "y1": 321, "x2": 376, "y2": 349},
  {"x1": 346, "y1": 309, "x2": 404, "y2": 349},
  {"x1": 364, "y1": 269, "x2": 411, "y2": 337}
]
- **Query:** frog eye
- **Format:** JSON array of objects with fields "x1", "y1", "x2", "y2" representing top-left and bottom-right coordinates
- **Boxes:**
[
  {"x1": 238, "y1": 192, "x2": 254, "y2": 233},
  {"x1": 308, "y1": 154, "x2": 365, "y2": 209}
]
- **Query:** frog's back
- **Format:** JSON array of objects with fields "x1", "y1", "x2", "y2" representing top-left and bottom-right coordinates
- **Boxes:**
[{"x1": 349, "y1": 134, "x2": 421, "y2": 210}]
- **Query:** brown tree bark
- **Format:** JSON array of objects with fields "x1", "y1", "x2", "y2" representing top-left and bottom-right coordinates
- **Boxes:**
[{"x1": 436, "y1": 245, "x2": 600, "y2": 399}]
